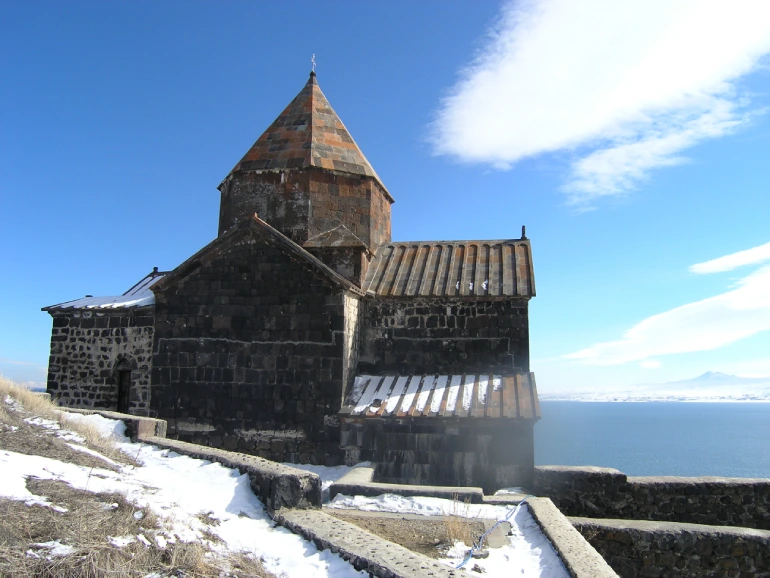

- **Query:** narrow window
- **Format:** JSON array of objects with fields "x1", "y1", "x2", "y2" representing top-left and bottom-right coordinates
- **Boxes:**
[{"x1": 117, "y1": 369, "x2": 131, "y2": 413}]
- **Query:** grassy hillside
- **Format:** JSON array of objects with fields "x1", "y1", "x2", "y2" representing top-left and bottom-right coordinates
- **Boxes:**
[{"x1": 0, "y1": 376, "x2": 274, "y2": 578}]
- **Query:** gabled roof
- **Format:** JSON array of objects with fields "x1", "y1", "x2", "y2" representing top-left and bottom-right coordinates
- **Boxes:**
[
  {"x1": 151, "y1": 214, "x2": 365, "y2": 297},
  {"x1": 362, "y1": 239, "x2": 535, "y2": 298},
  {"x1": 224, "y1": 72, "x2": 390, "y2": 198},
  {"x1": 303, "y1": 224, "x2": 368, "y2": 250},
  {"x1": 42, "y1": 269, "x2": 167, "y2": 312},
  {"x1": 340, "y1": 373, "x2": 540, "y2": 420}
]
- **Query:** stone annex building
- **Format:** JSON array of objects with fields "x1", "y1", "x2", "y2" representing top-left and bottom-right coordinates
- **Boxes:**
[{"x1": 43, "y1": 72, "x2": 541, "y2": 490}]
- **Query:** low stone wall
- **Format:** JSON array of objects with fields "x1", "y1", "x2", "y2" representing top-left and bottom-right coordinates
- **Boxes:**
[
  {"x1": 571, "y1": 517, "x2": 770, "y2": 578},
  {"x1": 534, "y1": 466, "x2": 770, "y2": 530},
  {"x1": 144, "y1": 436, "x2": 321, "y2": 512},
  {"x1": 62, "y1": 407, "x2": 167, "y2": 441},
  {"x1": 274, "y1": 509, "x2": 470, "y2": 578},
  {"x1": 329, "y1": 465, "x2": 485, "y2": 503},
  {"x1": 526, "y1": 498, "x2": 618, "y2": 578}
]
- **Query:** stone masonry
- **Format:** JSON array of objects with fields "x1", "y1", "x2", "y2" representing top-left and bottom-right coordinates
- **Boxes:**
[
  {"x1": 45, "y1": 308, "x2": 154, "y2": 415},
  {"x1": 360, "y1": 298, "x2": 530, "y2": 376},
  {"x1": 534, "y1": 466, "x2": 770, "y2": 531},
  {"x1": 572, "y1": 517, "x2": 770, "y2": 578},
  {"x1": 149, "y1": 219, "x2": 363, "y2": 465},
  {"x1": 219, "y1": 168, "x2": 392, "y2": 255}
]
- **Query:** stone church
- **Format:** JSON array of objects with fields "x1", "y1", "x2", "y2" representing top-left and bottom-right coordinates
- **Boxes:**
[{"x1": 43, "y1": 72, "x2": 540, "y2": 490}]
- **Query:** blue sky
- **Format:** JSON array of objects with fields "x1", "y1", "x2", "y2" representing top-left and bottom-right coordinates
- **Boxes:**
[{"x1": 2, "y1": 0, "x2": 770, "y2": 392}]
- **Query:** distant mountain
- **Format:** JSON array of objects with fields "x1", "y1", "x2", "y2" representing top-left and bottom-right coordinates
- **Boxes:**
[
  {"x1": 541, "y1": 371, "x2": 770, "y2": 402},
  {"x1": 655, "y1": 371, "x2": 770, "y2": 388}
]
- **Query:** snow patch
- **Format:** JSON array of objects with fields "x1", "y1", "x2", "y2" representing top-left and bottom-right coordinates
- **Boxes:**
[
  {"x1": 1, "y1": 414, "x2": 366, "y2": 577},
  {"x1": 64, "y1": 412, "x2": 128, "y2": 440},
  {"x1": 329, "y1": 494, "x2": 569, "y2": 577},
  {"x1": 66, "y1": 443, "x2": 120, "y2": 467},
  {"x1": 108, "y1": 535, "x2": 135, "y2": 547},
  {"x1": 28, "y1": 540, "x2": 76, "y2": 558}
]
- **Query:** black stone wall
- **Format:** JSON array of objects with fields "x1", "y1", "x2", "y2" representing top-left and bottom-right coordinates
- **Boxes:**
[
  {"x1": 534, "y1": 466, "x2": 770, "y2": 530},
  {"x1": 45, "y1": 308, "x2": 154, "y2": 415},
  {"x1": 307, "y1": 246, "x2": 368, "y2": 286},
  {"x1": 218, "y1": 168, "x2": 391, "y2": 253},
  {"x1": 359, "y1": 298, "x2": 530, "y2": 375},
  {"x1": 572, "y1": 518, "x2": 770, "y2": 578},
  {"x1": 150, "y1": 234, "x2": 359, "y2": 465},
  {"x1": 340, "y1": 417, "x2": 536, "y2": 491}
]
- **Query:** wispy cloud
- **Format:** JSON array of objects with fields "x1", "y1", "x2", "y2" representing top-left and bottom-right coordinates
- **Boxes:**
[
  {"x1": 431, "y1": 0, "x2": 770, "y2": 206},
  {"x1": 690, "y1": 241, "x2": 770, "y2": 274},
  {"x1": 565, "y1": 259, "x2": 770, "y2": 365}
]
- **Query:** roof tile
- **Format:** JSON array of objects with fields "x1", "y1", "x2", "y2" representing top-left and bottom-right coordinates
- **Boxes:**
[
  {"x1": 226, "y1": 73, "x2": 388, "y2": 195},
  {"x1": 363, "y1": 239, "x2": 536, "y2": 298}
]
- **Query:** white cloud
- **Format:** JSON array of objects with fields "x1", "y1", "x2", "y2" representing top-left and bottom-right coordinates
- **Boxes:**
[
  {"x1": 431, "y1": 0, "x2": 770, "y2": 205},
  {"x1": 639, "y1": 360, "x2": 661, "y2": 369},
  {"x1": 565, "y1": 263, "x2": 770, "y2": 365},
  {"x1": 690, "y1": 240, "x2": 770, "y2": 274}
]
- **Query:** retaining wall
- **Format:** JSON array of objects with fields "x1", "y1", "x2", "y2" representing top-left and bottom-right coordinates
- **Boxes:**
[
  {"x1": 534, "y1": 466, "x2": 770, "y2": 530},
  {"x1": 571, "y1": 517, "x2": 770, "y2": 578},
  {"x1": 63, "y1": 407, "x2": 166, "y2": 441},
  {"x1": 526, "y1": 498, "x2": 618, "y2": 578}
]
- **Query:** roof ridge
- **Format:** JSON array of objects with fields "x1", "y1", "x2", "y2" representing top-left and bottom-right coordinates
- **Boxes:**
[
  {"x1": 151, "y1": 215, "x2": 365, "y2": 297},
  {"x1": 380, "y1": 238, "x2": 531, "y2": 247}
]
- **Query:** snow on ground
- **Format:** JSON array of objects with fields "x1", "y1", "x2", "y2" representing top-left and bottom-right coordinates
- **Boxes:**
[
  {"x1": 1, "y1": 411, "x2": 366, "y2": 578},
  {"x1": 3, "y1": 406, "x2": 567, "y2": 577},
  {"x1": 27, "y1": 540, "x2": 77, "y2": 559},
  {"x1": 282, "y1": 461, "x2": 370, "y2": 501},
  {"x1": 329, "y1": 494, "x2": 570, "y2": 577}
]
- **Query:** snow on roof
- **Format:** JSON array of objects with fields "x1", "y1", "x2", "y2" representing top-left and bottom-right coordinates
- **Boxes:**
[
  {"x1": 341, "y1": 373, "x2": 541, "y2": 419},
  {"x1": 42, "y1": 270, "x2": 167, "y2": 312}
]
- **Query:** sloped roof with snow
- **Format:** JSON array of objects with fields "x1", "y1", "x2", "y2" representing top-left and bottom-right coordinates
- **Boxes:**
[
  {"x1": 42, "y1": 270, "x2": 167, "y2": 312},
  {"x1": 340, "y1": 373, "x2": 540, "y2": 420}
]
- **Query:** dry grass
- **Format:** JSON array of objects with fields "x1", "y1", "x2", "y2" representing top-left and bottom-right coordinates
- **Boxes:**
[
  {"x1": 0, "y1": 376, "x2": 128, "y2": 465},
  {"x1": 0, "y1": 479, "x2": 273, "y2": 577},
  {"x1": 326, "y1": 509, "x2": 486, "y2": 559},
  {"x1": 443, "y1": 494, "x2": 479, "y2": 548},
  {"x1": 0, "y1": 376, "x2": 278, "y2": 578}
]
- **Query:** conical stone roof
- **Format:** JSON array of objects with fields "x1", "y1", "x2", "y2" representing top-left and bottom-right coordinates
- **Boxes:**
[{"x1": 226, "y1": 72, "x2": 388, "y2": 194}]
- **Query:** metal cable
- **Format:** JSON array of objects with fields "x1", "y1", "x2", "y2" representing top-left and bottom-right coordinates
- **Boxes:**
[{"x1": 455, "y1": 495, "x2": 533, "y2": 570}]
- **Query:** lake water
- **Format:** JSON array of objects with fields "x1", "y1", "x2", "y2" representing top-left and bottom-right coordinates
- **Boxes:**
[{"x1": 535, "y1": 401, "x2": 770, "y2": 479}]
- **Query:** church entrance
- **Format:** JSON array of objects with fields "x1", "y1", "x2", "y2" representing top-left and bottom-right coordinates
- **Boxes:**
[{"x1": 117, "y1": 368, "x2": 131, "y2": 414}]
